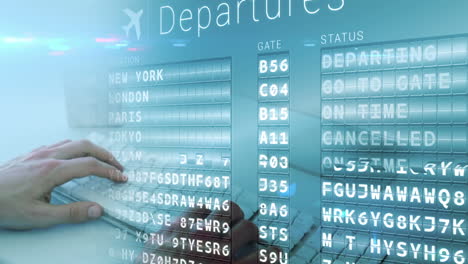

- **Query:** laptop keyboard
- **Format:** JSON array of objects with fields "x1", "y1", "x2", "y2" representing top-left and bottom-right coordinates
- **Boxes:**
[
  {"x1": 53, "y1": 56, "x2": 382, "y2": 263},
  {"x1": 52, "y1": 131, "x2": 389, "y2": 263}
]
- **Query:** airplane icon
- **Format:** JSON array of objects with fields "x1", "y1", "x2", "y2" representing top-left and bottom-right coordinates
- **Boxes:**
[{"x1": 122, "y1": 8, "x2": 143, "y2": 40}]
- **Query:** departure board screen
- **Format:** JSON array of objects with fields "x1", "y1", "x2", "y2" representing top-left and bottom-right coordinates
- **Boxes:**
[
  {"x1": 321, "y1": 36, "x2": 468, "y2": 264},
  {"x1": 60, "y1": 0, "x2": 468, "y2": 263},
  {"x1": 107, "y1": 58, "x2": 233, "y2": 263}
]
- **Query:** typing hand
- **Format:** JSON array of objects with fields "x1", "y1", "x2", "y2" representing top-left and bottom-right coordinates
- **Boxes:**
[
  {"x1": 0, "y1": 139, "x2": 127, "y2": 230},
  {"x1": 134, "y1": 202, "x2": 280, "y2": 264}
]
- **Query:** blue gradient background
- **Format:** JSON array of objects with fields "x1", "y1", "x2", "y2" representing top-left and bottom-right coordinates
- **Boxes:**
[{"x1": 1, "y1": 0, "x2": 468, "y2": 263}]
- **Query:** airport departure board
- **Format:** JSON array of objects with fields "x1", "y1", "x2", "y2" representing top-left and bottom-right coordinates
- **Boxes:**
[
  {"x1": 63, "y1": 0, "x2": 468, "y2": 263},
  {"x1": 321, "y1": 36, "x2": 468, "y2": 264}
]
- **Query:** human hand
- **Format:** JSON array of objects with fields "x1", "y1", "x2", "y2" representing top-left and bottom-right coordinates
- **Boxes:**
[
  {"x1": 0, "y1": 139, "x2": 127, "y2": 230},
  {"x1": 134, "y1": 202, "x2": 281, "y2": 264}
]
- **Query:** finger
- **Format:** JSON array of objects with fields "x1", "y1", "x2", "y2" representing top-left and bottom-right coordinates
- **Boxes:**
[
  {"x1": 234, "y1": 251, "x2": 257, "y2": 264},
  {"x1": 136, "y1": 250, "x2": 224, "y2": 264},
  {"x1": 52, "y1": 140, "x2": 124, "y2": 171},
  {"x1": 229, "y1": 202, "x2": 245, "y2": 224},
  {"x1": 22, "y1": 142, "x2": 70, "y2": 162},
  {"x1": 14, "y1": 145, "x2": 46, "y2": 163},
  {"x1": 153, "y1": 202, "x2": 246, "y2": 258},
  {"x1": 139, "y1": 204, "x2": 238, "y2": 260},
  {"x1": 2, "y1": 143, "x2": 61, "y2": 169},
  {"x1": 31, "y1": 145, "x2": 47, "y2": 152},
  {"x1": 231, "y1": 220, "x2": 258, "y2": 254},
  {"x1": 144, "y1": 207, "x2": 212, "y2": 251},
  {"x1": 0, "y1": 155, "x2": 24, "y2": 168},
  {"x1": 166, "y1": 207, "x2": 212, "y2": 233},
  {"x1": 192, "y1": 202, "x2": 244, "y2": 239},
  {"x1": 50, "y1": 157, "x2": 127, "y2": 187},
  {"x1": 47, "y1": 139, "x2": 72, "y2": 149},
  {"x1": 37, "y1": 201, "x2": 103, "y2": 226},
  {"x1": 144, "y1": 232, "x2": 230, "y2": 262},
  {"x1": 42, "y1": 192, "x2": 51, "y2": 203}
]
